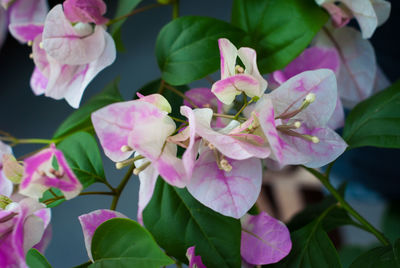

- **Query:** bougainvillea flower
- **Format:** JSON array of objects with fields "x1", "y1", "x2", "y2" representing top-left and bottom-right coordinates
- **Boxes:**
[
  {"x1": 19, "y1": 144, "x2": 82, "y2": 200},
  {"x1": 313, "y1": 26, "x2": 377, "y2": 108},
  {"x1": 2, "y1": 154, "x2": 24, "y2": 184},
  {"x1": 258, "y1": 70, "x2": 347, "y2": 168},
  {"x1": 270, "y1": 47, "x2": 345, "y2": 129},
  {"x1": 5, "y1": 0, "x2": 48, "y2": 43},
  {"x1": 187, "y1": 148, "x2": 262, "y2": 218},
  {"x1": 136, "y1": 92, "x2": 172, "y2": 113},
  {"x1": 0, "y1": 197, "x2": 51, "y2": 268},
  {"x1": 211, "y1": 38, "x2": 268, "y2": 105},
  {"x1": 316, "y1": 0, "x2": 391, "y2": 39},
  {"x1": 63, "y1": 0, "x2": 108, "y2": 25},
  {"x1": 241, "y1": 212, "x2": 292, "y2": 265},
  {"x1": 186, "y1": 246, "x2": 206, "y2": 268},
  {"x1": 0, "y1": 141, "x2": 13, "y2": 197},
  {"x1": 79, "y1": 209, "x2": 127, "y2": 261}
]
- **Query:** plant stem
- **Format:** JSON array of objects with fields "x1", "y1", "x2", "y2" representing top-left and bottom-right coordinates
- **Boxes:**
[
  {"x1": 170, "y1": 116, "x2": 187, "y2": 124},
  {"x1": 172, "y1": 0, "x2": 179, "y2": 19},
  {"x1": 110, "y1": 164, "x2": 136, "y2": 210},
  {"x1": 106, "y1": 3, "x2": 163, "y2": 26},
  {"x1": 44, "y1": 191, "x2": 115, "y2": 205},
  {"x1": 304, "y1": 166, "x2": 390, "y2": 246},
  {"x1": 163, "y1": 83, "x2": 199, "y2": 108}
]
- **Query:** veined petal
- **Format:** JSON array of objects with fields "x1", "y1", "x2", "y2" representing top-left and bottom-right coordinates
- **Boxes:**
[
  {"x1": 63, "y1": 0, "x2": 108, "y2": 25},
  {"x1": 42, "y1": 5, "x2": 105, "y2": 65},
  {"x1": 327, "y1": 98, "x2": 345, "y2": 130},
  {"x1": 186, "y1": 246, "x2": 206, "y2": 268},
  {"x1": 187, "y1": 149, "x2": 262, "y2": 219},
  {"x1": 241, "y1": 212, "x2": 292, "y2": 265},
  {"x1": 218, "y1": 38, "x2": 237, "y2": 79},
  {"x1": 78, "y1": 209, "x2": 127, "y2": 261},
  {"x1": 212, "y1": 74, "x2": 260, "y2": 105},
  {"x1": 8, "y1": 23, "x2": 43, "y2": 43}
]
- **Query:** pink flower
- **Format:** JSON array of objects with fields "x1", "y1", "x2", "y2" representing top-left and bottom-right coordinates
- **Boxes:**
[
  {"x1": 211, "y1": 38, "x2": 268, "y2": 105},
  {"x1": 0, "y1": 197, "x2": 51, "y2": 268},
  {"x1": 186, "y1": 246, "x2": 206, "y2": 268},
  {"x1": 241, "y1": 212, "x2": 292, "y2": 265},
  {"x1": 63, "y1": 0, "x2": 108, "y2": 25},
  {"x1": 316, "y1": 0, "x2": 391, "y2": 39},
  {"x1": 78, "y1": 209, "x2": 127, "y2": 261},
  {"x1": 30, "y1": 4, "x2": 116, "y2": 108},
  {"x1": 0, "y1": 141, "x2": 13, "y2": 197},
  {"x1": 259, "y1": 70, "x2": 347, "y2": 168},
  {"x1": 19, "y1": 144, "x2": 82, "y2": 200}
]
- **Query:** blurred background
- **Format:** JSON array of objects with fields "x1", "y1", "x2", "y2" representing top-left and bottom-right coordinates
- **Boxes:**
[{"x1": 0, "y1": 0, "x2": 399, "y2": 267}]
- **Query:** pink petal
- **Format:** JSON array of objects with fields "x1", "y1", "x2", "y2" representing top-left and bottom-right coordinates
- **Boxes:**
[
  {"x1": 212, "y1": 74, "x2": 260, "y2": 105},
  {"x1": 187, "y1": 149, "x2": 262, "y2": 219},
  {"x1": 186, "y1": 246, "x2": 206, "y2": 268},
  {"x1": 269, "y1": 69, "x2": 338, "y2": 127},
  {"x1": 42, "y1": 5, "x2": 105, "y2": 65},
  {"x1": 270, "y1": 47, "x2": 340, "y2": 86},
  {"x1": 218, "y1": 38, "x2": 237, "y2": 79},
  {"x1": 7, "y1": 0, "x2": 48, "y2": 43},
  {"x1": 238, "y1": 47, "x2": 268, "y2": 95},
  {"x1": 63, "y1": 0, "x2": 108, "y2": 25},
  {"x1": 33, "y1": 224, "x2": 52, "y2": 253},
  {"x1": 0, "y1": 171, "x2": 13, "y2": 197},
  {"x1": 327, "y1": 97, "x2": 345, "y2": 130},
  {"x1": 314, "y1": 26, "x2": 376, "y2": 108},
  {"x1": 30, "y1": 67, "x2": 47, "y2": 95},
  {"x1": 321, "y1": 3, "x2": 351, "y2": 28},
  {"x1": 19, "y1": 144, "x2": 83, "y2": 200},
  {"x1": 241, "y1": 212, "x2": 292, "y2": 265},
  {"x1": 79, "y1": 209, "x2": 127, "y2": 261}
]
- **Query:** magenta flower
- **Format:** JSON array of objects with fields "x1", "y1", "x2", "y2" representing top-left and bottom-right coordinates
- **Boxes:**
[
  {"x1": 316, "y1": 0, "x2": 391, "y2": 39},
  {"x1": 259, "y1": 69, "x2": 347, "y2": 168},
  {"x1": 0, "y1": 197, "x2": 51, "y2": 268},
  {"x1": 211, "y1": 38, "x2": 268, "y2": 105},
  {"x1": 79, "y1": 209, "x2": 127, "y2": 261},
  {"x1": 270, "y1": 47, "x2": 345, "y2": 129},
  {"x1": 186, "y1": 246, "x2": 206, "y2": 268},
  {"x1": 241, "y1": 212, "x2": 292, "y2": 265},
  {"x1": 63, "y1": 0, "x2": 108, "y2": 25},
  {"x1": 19, "y1": 144, "x2": 82, "y2": 200}
]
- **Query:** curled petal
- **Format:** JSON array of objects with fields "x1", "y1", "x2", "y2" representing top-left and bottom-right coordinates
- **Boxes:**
[
  {"x1": 186, "y1": 246, "x2": 206, "y2": 268},
  {"x1": 79, "y1": 209, "x2": 127, "y2": 261},
  {"x1": 218, "y1": 38, "x2": 237, "y2": 79},
  {"x1": 340, "y1": 0, "x2": 377, "y2": 39},
  {"x1": 372, "y1": 0, "x2": 391, "y2": 26},
  {"x1": 136, "y1": 162, "x2": 158, "y2": 225},
  {"x1": 322, "y1": 3, "x2": 351, "y2": 28},
  {"x1": 30, "y1": 67, "x2": 48, "y2": 96},
  {"x1": 43, "y1": 5, "x2": 105, "y2": 65},
  {"x1": 63, "y1": 0, "x2": 108, "y2": 25},
  {"x1": 238, "y1": 47, "x2": 268, "y2": 95},
  {"x1": 137, "y1": 93, "x2": 172, "y2": 113},
  {"x1": 241, "y1": 212, "x2": 292, "y2": 265},
  {"x1": 187, "y1": 149, "x2": 262, "y2": 218},
  {"x1": 20, "y1": 144, "x2": 82, "y2": 200}
]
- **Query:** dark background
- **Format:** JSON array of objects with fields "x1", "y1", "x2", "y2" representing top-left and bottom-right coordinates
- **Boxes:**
[{"x1": 0, "y1": 0, "x2": 399, "y2": 267}]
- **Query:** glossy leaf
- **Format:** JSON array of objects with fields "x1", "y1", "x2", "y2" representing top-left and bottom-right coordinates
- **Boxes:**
[
  {"x1": 26, "y1": 248, "x2": 52, "y2": 268},
  {"x1": 382, "y1": 202, "x2": 400, "y2": 244},
  {"x1": 350, "y1": 240, "x2": 400, "y2": 268},
  {"x1": 143, "y1": 179, "x2": 242, "y2": 267},
  {"x1": 343, "y1": 80, "x2": 400, "y2": 149},
  {"x1": 231, "y1": 0, "x2": 328, "y2": 73},
  {"x1": 110, "y1": 0, "x2": 142, "y2": 52},
  {"x1": 156, "y1": 16, "x2": 245, "y2": 85},
  {"x1": 53, "y1": 78, "x2": 123, "y2": 139},
  {"x1": 90, "y1": 218, "x2": 174, "y2": 268}
]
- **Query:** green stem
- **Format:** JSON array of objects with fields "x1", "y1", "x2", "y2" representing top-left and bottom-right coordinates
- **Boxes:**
[
  {"x1": 106, "y1": 3, "x2": 163, "y2": 26},
  {"x1": 304, "y1": 166, "x2": 390, "y2": 246},
  {"x1": 44, "y1": 191, "x2": 115, "y2": 205},
  {"x1": 110, "y1": 164, "x2": 136, "y2": 210},
  {"x1": 170, "y1": 116, "x2": 187, "y2": 124},
  {"x1": 172, "y1": 0, "x2": 179, "y2": 19}
]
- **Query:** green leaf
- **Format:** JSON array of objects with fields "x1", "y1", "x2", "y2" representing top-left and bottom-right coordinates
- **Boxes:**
[
  {"x1": 339, "y1": 245, "x2": 366, "y2": 268},
  {"x1": 382, "y1": 202, "x2": 400, "y2": 244},
  {"x1": 143, "y1": 179, "x2": 242, "y2": 267},
  {"x1": 135, "y1": 79, "x2": 189, "y2": 118},
  {"x1": 231, "y1": 0, "x2": 328, "y2": 73},
  {"x1": 53, "y1": 78, "x2": 123, "y2": 139},
  {"x1": 343, "y1": 80, "x2": 400, "y2": 149},
  {"x1": 40, "y1": 132, "x2": 106, "y2": 207},
  {"x1": 270, "y1": 208, "x2": 342, "y2": 267},
  {"x1": 110, "y1": 0, "x2": 142, "y2": 52},
  {"x1": 26, "y1": 249, "x2": 52, "y2": 268},
  {"x1": 89, "y1": 218, "x2": 174, "y2": 268},
  {"x1": 350, "y1": 240, "x2": 400, "y2": 268},
  {"x1": 156, "y1": 16, "x2": 245, "y2": 85}
]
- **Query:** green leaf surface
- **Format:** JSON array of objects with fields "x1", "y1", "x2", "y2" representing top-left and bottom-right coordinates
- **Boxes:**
[
  {"x1": 343, "y1": 80, "x2": 400, "y2": 149},
  {"x1": 156, "y1": 16, "x2": 245, "y2": 85},
  {"x1": 53, "y1": 78, "x2": 123, "y2": 139},
  {"x1": 40, "y1": 132, "x2": 106, "y2": 207},
  {"x1": 350, "y1": 240, "x2": 400, "y2": 268},
  {"x1": 26, "y1": 249, "x2": 52, "y2": 268},
  {"x1": 270, "y1": 209, "x2": 342, "y2": 267},
  {"x1": 231, "y1": 0, "x2": 328, "y2": 73},
  {"x1": 143, "y1": 179, "x2": 242, "y2": 267},
  {"x1": 382, "y1": 202, "x2": 400, "y2": 244},
  {"x1": 339, "y1": 246, "x2": 366, "y2": 268},
  {"x1": 89, "y1": 218, "x2": 173, "y2": 268},
  {"x1": 110, "y1": 0, "x2": 142, "y2": 51},
  {"x1": 135, "y1": 79, "x2": 189, "y2": 118}
]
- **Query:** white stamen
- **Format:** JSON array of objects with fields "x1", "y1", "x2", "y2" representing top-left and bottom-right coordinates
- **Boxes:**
[
  {"x1": 220, "y1": 159, "x2": 232, "y2": 172},
  {"x1": 305, "y1": 93, "x2": 316, "y2": 103},
  {"x1": 235, "y1": 65, "x2": 244, "y2": 74},
  {"x1": 133, "y1": 161, "x2": 151, "y2": 175},
  {"x1": 294, "y1": 121, "x2": 302, "y2": 128},
  {"x1": 311, "y1": 136, "x2": 320, "y2": 144},
  {"x1": 120, "y1": 145, "x2": 133, "y2": 152},
  {"x1": 39, "y1": 42, "x2": 44, "y2": 49},
  {"x1": 27, "y1": 40, "x2": 33, "y2": 46}
]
